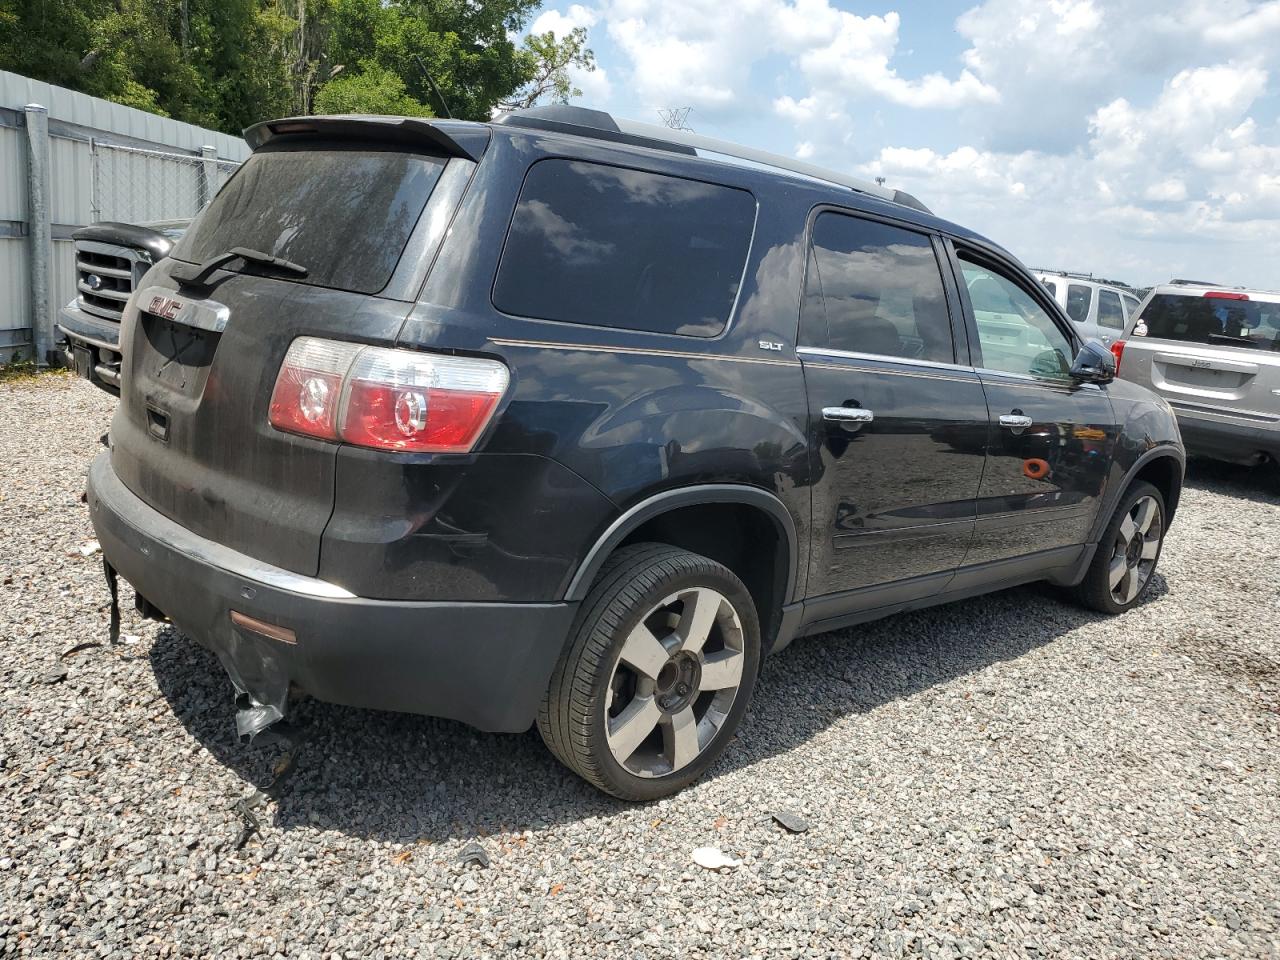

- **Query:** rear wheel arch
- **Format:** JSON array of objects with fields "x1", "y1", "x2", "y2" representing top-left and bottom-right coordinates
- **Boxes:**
[{"x1": 563, "y1": 485, "x2": 798, "y2": 654}]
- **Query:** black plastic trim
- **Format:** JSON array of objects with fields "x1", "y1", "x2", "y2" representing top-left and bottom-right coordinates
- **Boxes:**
[
  {"x1": 564, "y1": 484, "x2": 799, "y2": 604},
  {"x1": 244, "y1": 115, "x2": 491, "y2": 162},
  {"x1": 1088, "y1": 446, "x2": 1186, "y2": 542},
  {"x1": 73, "y1": 221, "x2": 173, "y2": 263}
]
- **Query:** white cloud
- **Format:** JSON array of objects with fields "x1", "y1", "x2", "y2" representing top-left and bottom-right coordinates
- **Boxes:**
[
  {"x1": 857, "y1": 54, "x2": 1280, "y2": 286},
  {"x1": 531, "y1": 4, "x2": 599, "y2": 35},
  {"x1": 596, "y1": 0, "x2": 996, "y2": 118}
]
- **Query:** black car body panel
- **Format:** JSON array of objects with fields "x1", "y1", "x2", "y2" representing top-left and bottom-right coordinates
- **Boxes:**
[{"x1": 87, "y1": 111, "x2": 1185, "y2": 739}]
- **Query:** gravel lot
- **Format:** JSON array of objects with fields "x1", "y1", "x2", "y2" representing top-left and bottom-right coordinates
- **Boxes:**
[{"x1": 3, "y1": 373, "x2": 1279, "y2": 959}]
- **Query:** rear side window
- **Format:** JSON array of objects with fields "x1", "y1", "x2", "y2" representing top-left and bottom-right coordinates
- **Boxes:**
[
  {"x1": 493, "y1": 160, "x2": 756, "y2": 337},
  {"x1": 1065, "y1": 284, "x2": 1092, "y2": 323},
  {"x1": 1041, "y1": 279, "x2": 1059, "y2": 297},
  {"x1": 1123, "y1": 294, "x2": 1141, "y2": 317},
  {"x1": 1097, "y1": 289, "x2": 1125, "y2": 329},
  {"x1": 801, "y1": 213, "x2": 953, "y2": 363},
  {"x1": 172, "y1": 144, "x2": 447, "y2": 295},
  {"x1": 1138, "y1": 294, "x2": 1280, "y2": 352}
]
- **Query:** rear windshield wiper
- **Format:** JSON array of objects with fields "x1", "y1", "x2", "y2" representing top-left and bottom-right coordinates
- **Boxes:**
[{"x1": 171, "y1": 246, "x2": 308, "y2": 291}]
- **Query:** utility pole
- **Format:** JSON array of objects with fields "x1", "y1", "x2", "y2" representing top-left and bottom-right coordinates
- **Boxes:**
[{"x1": 658, "y1": 107, "x2": 693, "y2": 131}]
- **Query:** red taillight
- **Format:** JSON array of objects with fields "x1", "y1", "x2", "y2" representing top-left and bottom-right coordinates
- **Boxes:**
[
  {"x1": 268, "y1": 338, "x2": 362, "y2": 440},
  {"x1": 1110, "y1": 339, "x2": 1126, "y2": 375},
  {"x1": 1205, "y1": 290, "x2": 1249, "y2": 300},
  {"x1": 269, "y1": 337, "x2": 509, "y2": 453}
]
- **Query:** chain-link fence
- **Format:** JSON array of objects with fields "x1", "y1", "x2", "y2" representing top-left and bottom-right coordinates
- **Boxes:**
[{"x1": 90, "y1": 140, "x2": 240, "y2": 224}]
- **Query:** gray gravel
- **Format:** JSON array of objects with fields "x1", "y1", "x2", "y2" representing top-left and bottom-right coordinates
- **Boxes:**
[{"x1": 3, "y1": 373, "x2": 1279, "y2": 959}]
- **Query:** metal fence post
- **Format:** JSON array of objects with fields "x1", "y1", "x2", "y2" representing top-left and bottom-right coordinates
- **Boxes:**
[
  {"x1": 24, "y1": 103, "x2": 52, "y2": 366},
  {"x1": 199, "y1": 145, "x2": 218, "y2": 208}
]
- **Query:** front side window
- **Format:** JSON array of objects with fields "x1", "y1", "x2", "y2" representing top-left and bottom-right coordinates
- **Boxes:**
[
  {"x1": 1065, "y1": 283, "x2": 1092, "y2": 323},
  {"x1": 492, "y1": 159, "x2": 756, "y2": 337},
  {"x1": 960, "y1": 257, "x2": 1074, "y2": 380},
  {"x1": 801, "y1": 213, "x2": 953, "y2": 363},
  {"x1": 1097, "y1": 289, "x2": 1126, "y2": 330}
]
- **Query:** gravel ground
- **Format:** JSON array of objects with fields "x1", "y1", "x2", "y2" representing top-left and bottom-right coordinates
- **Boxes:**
[{"x1": 3, "y1": 373, "x2": 1279, "y2": 960}]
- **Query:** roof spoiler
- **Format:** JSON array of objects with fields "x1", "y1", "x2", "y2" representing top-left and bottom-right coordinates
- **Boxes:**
[{"x1": 244, "y1": 115, "x2": 490, "y2": 162}]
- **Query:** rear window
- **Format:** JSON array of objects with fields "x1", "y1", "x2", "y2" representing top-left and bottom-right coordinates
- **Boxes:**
[
  {"x1": 1066, "y1": 283, "x2": 1092, "y2": 323},
  {"x1": 493, "y1": 159, "x2": 756, "y2": 337},
  {"x1": 1138, "y1": 294, "x2": 1280, "y2": 352},
  {"x1": 172, "y1": 144, "x2": 447, "y2": 295}
]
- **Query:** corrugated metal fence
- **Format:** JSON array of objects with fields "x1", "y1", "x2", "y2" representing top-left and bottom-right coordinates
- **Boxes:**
[{"x1": 0, "y1": 70, "x2": 249, "y2": 364}]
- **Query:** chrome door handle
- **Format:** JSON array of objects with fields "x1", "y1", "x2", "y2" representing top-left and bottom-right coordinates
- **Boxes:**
[
  {"x1": 823, "y1": 406, "x2": 874, "y2": 423},
  {"x1": 999, "y1": 414, "x2": 1033, "y2": 429}
]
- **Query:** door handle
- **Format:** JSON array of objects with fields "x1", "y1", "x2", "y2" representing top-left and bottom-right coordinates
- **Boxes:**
[
  {"x1": 999, "y1": 414, "x2": 1033, "y2": 429},
  {"x1": 823, "y1": 406, "x2": 874, "y2": 423}
]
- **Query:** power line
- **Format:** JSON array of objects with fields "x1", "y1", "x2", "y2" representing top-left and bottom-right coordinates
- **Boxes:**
[{"x1": 657, "y1": 107, "x2": 693, "y2": 131}]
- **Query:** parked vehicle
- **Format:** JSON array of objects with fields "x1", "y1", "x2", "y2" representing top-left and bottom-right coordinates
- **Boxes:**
[
  {"x1": 1116, "y1": 279, "x2": 1279, "y2": 468},
  {"x1": 1033, "y1": 270, "x2": 1143, "y2": 347},
  {"x1": 57, "y1": 220, "x2": 190, "y2": 395},
  {"x1": 86, "y1": 106, "x2": 1185, "y2": 799}
]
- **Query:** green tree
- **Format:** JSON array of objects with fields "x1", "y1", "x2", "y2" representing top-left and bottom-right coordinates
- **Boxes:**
[
  {"x1": 0, "y1": 0, "x2": 595, "y2": 133},
  {"x1": 313, "y1": 60, "x2": 432, "y2": 116}
]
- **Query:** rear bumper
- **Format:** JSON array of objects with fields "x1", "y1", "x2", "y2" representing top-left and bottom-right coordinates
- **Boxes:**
[
  {"x1": 87, "y1": 452, "x2": 577, "y2": 733},
  {"x1": 1173, "y1": 409, "x2": 1278, "y2": 465}
]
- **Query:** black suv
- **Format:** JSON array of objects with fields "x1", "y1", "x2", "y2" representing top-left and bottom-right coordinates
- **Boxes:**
[{"x1": 88, "y1": 106, "x2": 1184, "y2": 799}]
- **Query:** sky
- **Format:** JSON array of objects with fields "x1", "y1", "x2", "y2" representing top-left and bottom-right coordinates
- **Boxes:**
[{"x1": 526, "y1": 0, "x2": 1280, "y2": 289}]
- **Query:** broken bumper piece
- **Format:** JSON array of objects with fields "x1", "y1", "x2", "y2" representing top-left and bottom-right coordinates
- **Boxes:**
[{"x1": 86, "y1": 452, "x2": 577, "y2": 734}]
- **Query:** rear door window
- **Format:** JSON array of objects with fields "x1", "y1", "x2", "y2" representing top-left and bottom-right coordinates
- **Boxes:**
[
  {"x1": 1097, "y1": 289, "x2": 1126, "y2": 329},
  {"x1": 172, "y1": 143, "x2": 448, "y2": 295},
  {"x1": 1139, "y1": 294, "x2": 1280, "y2": 352},
  {"x1": 1065, "y1": 284, "x2": 1092, "y2": 323},
  {"x1": 493, "y1": 159, "x2": 756, "y2": 337},
  {"x1": 801, "y1": 213, "x2": 954, "y2": 363}
]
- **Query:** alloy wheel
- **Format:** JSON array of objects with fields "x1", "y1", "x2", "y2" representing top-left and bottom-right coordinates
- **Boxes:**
[
  {"x1": 1107, "y1": 494, "x2": 1163, "y2": 605},
  {"x1": 605, "y1": 586, "x2": 745, "y2": 778}
]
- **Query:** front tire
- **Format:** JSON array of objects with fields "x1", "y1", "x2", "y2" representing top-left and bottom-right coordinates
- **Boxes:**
[
  {"x1": 537, "y1": 543, "x2": 760, "y2": 800},
  {"x1": 1074, "y1": 481, "x2": 1167, "y2": 614}
]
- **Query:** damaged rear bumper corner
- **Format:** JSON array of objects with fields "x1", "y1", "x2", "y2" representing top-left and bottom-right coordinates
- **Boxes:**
[{"x1": 85, "y1": 452, "x2": 577, "y2": 734}]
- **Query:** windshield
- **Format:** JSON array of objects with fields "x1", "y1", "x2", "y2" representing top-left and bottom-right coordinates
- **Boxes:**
[
  {"x1": 1138, "y1": 293, "x2": 1280, "y2": 352},
  {"x1": 171, "y1": 143, "x2": 447, "y2": 295}
]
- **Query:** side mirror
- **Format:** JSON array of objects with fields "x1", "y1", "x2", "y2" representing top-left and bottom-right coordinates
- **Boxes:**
[{"x1": 1070, "y1": 338, "x2": 1116, "y2": 384}]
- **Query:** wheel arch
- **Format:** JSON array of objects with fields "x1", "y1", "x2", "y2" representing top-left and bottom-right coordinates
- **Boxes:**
[
  {"x1": 563, "y1": 484, "x2": 800, "y2": 651},
  {"x1": 1090, "y1": 446, "x2": 1185, "y2": 542}
]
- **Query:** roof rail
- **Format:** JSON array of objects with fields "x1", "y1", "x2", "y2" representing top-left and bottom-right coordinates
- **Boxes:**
[
  {"x1": 1168, "y1": 278, "x2": 1227, "y2": 287},
  {"x1": 494, "y1": 105, "x2": 931, "y2": 214},
  {"x1": 1033, "y1": 267, "x2": 1139, "y2": 289}
]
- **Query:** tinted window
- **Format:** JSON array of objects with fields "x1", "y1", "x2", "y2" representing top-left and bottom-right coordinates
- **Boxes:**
[
  {"x1": 493, "y1": 160, "x2": 756, "y2": 337},
  {"x1": 1041, "y1": 279, "x2": 1059, "y2": 296},
  {"x1": 1137, "y1": 294, "x2": 1280, "y2": 352},
  {"x1": 1097, "y1": 289, "x2": 1125, "y2": 329},
  {"x1": 1123, "y1": 294, "x2": 1141, "y2": 316},
  {"x1": 961, "y1": 257, "x2": 1073, "y2": 380},
  {"x1": 173, "y1": 145, "x2": 446, "y2": 295},
  {"x1": 1065, "y1": 284, "x2": 1092, "y2": 323},
  {"x1": 801, "y1": 214, "x2": 953, "y2": 363}
]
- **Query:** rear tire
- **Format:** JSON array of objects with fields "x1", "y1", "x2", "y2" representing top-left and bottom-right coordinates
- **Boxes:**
[
  {"x1": 1073, "y1": 481, "x2": 1166, "y2": 614},
  {"x1": 537, "y1": 543, "x2": 760, "y2": 801}
]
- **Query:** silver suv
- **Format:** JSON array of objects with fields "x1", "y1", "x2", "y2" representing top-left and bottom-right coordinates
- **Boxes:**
[
  {"x1": 1035, "y1": 270, "x2": 1142, "y2": 347},
  {"x1": 1118, "y1": 280, "x2": 1280, "y2": 468}
]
